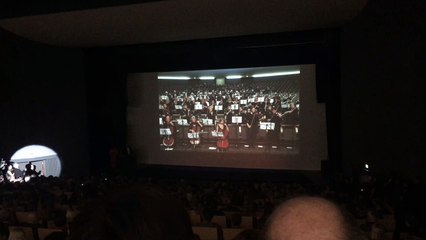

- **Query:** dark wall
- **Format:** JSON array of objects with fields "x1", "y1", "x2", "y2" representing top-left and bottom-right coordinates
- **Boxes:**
[
  {"x1": 85, "y1": 51, "x2": 128, "y2": 174},
  {"x1": 340, "y1": 0, "x2": 426, "y2": 178},
  {"x1": 0, "y1": 29, "x2": 90, "y2": 177}
]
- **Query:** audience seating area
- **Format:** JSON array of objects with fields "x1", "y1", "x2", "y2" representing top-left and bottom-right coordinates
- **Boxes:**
[{"x1": 0, "y1": 171, "x2": 425, "y2": 240}]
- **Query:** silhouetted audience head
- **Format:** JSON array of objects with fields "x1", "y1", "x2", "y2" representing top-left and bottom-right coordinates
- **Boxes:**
[
  {"x1": 265, "y1": 196, "x2": 367, "y2": 240},
  {"x1": 201, "y1": 208, "x2": 215, "y2": 223},
  {"x1": 68, "y1": 184, "x2": 194, "y2": 240},
  {"x1": 230, "y1": 212, "x2": 242, "y2": 227},
  {"x1": 51, "y1": 209, "x2": 67, "y2": 229}
]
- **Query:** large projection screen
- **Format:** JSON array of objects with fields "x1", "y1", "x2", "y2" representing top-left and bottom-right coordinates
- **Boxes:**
[{"x1": 127, "y1": 64, "x2": 327, "y2": 171}]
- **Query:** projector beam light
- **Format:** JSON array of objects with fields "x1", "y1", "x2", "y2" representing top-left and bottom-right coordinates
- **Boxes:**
[
  {"x1": 158, "y1": 76, "x2": 191, "y2": 80},
  {"x1": 252, "y1": 70, "x2": 300, "y2": 78}
]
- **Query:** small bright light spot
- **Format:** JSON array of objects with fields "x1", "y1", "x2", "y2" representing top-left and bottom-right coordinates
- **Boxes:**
[
  {"x1": 365, "y1": 164, "x2": 369, "y2": 169},
  {"x1": 257, "y1": 145, "x2": 263, "y2": 148},
  {"x1": 244, "y1": 145, "x2": 250, "y2": 148},
  {"x1": 209, "y1": 147, "x2": 217, "y2": 150},
  {"x1": 286, "y1": 146, "x2": 293, "y2": 149}
]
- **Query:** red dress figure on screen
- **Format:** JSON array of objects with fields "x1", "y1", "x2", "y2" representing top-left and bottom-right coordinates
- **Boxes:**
[{"x1": 216, "y1": 118, "x2": 229, "y2": 151}]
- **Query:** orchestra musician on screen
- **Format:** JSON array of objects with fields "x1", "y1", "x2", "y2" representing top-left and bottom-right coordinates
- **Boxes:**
[
  {"x1": 206, "y1": 105, "x2": 215, "y2": 121},
  {"x1": 188, "y1": 115, "x2": 204, "y2": 147},
  {"x1": 180, "y1": 104, "x2": 191, "y2": 122},
  {"x1": 161, "y1": 114, "x2": 176, "y2": 148}
]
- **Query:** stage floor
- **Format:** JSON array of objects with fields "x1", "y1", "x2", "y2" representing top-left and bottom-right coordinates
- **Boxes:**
[{"x1": 161, "y1": 142, "x2": 299, "y2": 155}]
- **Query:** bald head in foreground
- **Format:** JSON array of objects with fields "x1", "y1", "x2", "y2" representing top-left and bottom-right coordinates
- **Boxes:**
[{"x1": 265, "y1": 196, "x2": 367, "y2": 240}]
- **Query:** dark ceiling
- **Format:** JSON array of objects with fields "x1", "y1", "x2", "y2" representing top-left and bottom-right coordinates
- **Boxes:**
[
  {"x1": 0, "y1": 0, "x2": 368, "y2": 47},
  {"x1": 0, "y1": 0, "x2": 164, "y2": 19}
]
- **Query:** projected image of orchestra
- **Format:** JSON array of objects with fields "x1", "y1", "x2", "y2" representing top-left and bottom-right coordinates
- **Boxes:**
[{"x1": 158, "y1": 67, "x2": 300, "y2": 154}]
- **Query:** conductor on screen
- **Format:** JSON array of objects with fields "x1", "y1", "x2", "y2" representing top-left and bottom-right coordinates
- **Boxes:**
[
  {"x1": 268, "y1": 107, "x2": 282, "y2": 148},
  {"x1": 246, "y1": 106, "x2": 260, "y2": 148}
]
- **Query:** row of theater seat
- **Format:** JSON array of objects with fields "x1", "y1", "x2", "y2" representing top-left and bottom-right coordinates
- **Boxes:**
[
  {"x1": 192, "y1": 226, "x2": 247, "y2": 240},
  {"x1": 188, "y1": 210, "x2": 258, "y2": 240},
  {"x1": 188, "y1": 210, "x2": 256, "y2": 229}
]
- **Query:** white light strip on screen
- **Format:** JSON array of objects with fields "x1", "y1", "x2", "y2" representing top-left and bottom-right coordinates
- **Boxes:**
[
  {"x1": 199, "y1": 76, "x2": 215, "y2": 80},
  {"x1": 226, "y1": 75, "x2": 242, "y2": 79},
  {"x1": 252, "y1": 70, "x2": 300, "y2": 78},
  {"x1": 158, "y1": 76, "x2": 191, "y2": 80}
]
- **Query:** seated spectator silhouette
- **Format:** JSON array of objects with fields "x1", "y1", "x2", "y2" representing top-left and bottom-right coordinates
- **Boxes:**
[
  {"x1": 51, "y1": 209, "x2": 67, "y2": 230},
  {"x1": 230, "y1": 212, "x2": 243, "y2": 228},
  {"x1": 265, "y1": 196, "x2": 367, "y2": 240},
  {"x1": 68, "y1": 184, "x2": 194, "y2": 240},
  {"x1": 198, "y1": 208, "x2": 222, "y2": 228},
  {"x1": 256, "y1": 201, "x2": 275, "y2": 229},
  {"x1": 44, "y1": 231, "x2": 67, "y2": 240}
]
